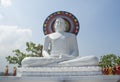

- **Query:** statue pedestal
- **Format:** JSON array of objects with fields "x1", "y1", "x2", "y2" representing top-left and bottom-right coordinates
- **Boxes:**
[
  {"x1": 11, "y1": 66, "x2": 119, "y2": 82},
  {"x1": 17, "y1": 66, "x2": 102, "y2": 76},
  {"x1": 0, "y1": 75, "x2": 120, "y2": 82}
]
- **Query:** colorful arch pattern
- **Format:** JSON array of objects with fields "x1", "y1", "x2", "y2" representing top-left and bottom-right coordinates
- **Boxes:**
[{"x1": 43, "y1": 11, "x2": 80, "y2": 35}]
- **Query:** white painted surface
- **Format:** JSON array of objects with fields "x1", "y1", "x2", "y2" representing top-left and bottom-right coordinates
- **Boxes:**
[
  {"x1": 0, "y1": 75, "x2": 120, "y2": 82},
  {"x1": 22, "y1": 18, "x2": 98, "y2": 67}
]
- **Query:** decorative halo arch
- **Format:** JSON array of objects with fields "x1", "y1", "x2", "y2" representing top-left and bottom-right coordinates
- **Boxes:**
[{"x1": 43, "y1": 11, "x2": 80, "y2": 35}]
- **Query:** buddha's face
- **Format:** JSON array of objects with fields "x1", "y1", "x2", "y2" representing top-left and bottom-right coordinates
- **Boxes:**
[{"x1": 54, "y1": 18, "x2": 66, "y2": 32}]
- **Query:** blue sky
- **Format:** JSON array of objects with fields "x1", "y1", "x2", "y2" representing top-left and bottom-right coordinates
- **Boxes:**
[{"x1": 0, "y1": 0, "x2": 120, "y2": 71}]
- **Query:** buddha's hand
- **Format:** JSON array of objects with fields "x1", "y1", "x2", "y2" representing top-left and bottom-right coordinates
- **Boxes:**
[
  {"x1": 42, "y1": 50, "x2": 51, "y2": 58},
  {"x1": 59, "y1": 54, "x2": 75, "y2": 58}
]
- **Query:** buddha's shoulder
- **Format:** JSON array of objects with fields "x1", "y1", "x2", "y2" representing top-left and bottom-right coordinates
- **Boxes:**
[
  {"x1": 45, "y1": 33, "x2": 62, "y2": 40},
  {"x1": 45, "y1": 32, "x2": 76, "y2": 39}
]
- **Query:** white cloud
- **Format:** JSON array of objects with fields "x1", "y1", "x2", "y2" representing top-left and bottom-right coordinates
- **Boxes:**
[
  {"x1": 0, "y1": 0, "x2": 12, "y2": 7},
  {"x1": 0, "y1": 25, "x2": 32, "y2": 72}
]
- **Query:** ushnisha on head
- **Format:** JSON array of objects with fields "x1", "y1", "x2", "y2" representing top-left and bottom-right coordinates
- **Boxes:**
[{"x1": 54, "y1": 18, "x2": 66, "y2": 32}]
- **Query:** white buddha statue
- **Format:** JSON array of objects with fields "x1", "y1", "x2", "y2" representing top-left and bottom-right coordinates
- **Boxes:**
[{"x1": 22, "y1": 18, "x2": 99, "y2": 67}]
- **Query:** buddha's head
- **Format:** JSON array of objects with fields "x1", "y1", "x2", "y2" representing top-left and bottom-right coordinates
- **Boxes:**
[{"x1": 54, "y1": 18, "x2": 66, "y2": 32}]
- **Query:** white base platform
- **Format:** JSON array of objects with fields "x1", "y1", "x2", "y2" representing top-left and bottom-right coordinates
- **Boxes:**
[
  {"x1": 0, "y1": 75, "x2": 120, "y2": 82},
  {"x1": 2, "y1": 66, "x2": 118, "y2": 82},
  {"x1": 17, "y1": 66, "x2": 102, "y2": 76}
]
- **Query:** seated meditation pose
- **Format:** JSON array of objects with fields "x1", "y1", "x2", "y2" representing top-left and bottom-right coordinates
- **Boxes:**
[{"x1": 22, "y1": 18, "x2": 99, "y2": 67}]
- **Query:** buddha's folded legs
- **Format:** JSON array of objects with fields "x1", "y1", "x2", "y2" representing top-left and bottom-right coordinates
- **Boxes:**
[
  {"x1": 58, "y1": 56, "x2": 99, "y2": 66},
  {"x1": 21, "y1": 57, "x2": 72, "y2": 67},
  {"x1": 22, "y1": 56, "x2": 98, "y2": 67}
]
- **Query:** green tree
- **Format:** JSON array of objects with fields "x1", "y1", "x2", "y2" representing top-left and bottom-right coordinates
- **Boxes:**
[
  {"x1": 99, "y1": 54, "x2": 118, "y2": 67},
  {"x1": 6, "y1": 42, "x2": 43, "y2": 67},
  {"x1": 115, "y1": 56, "x2": 120, "y2": 65},
  {"x1": 26, "y1": 42, "x2": 43, "y2": 57}
]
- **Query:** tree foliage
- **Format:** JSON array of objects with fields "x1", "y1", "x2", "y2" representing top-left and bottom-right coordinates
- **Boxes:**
[
  {"x1": 26, "y1": 42, "x2": 43, "y2": 57},
  {"x1": 6, "y1": 42, "x2": 43, "y2": 67},
  {"x1": 99, "y1": 54, "x2": 120, "y2": 67}
]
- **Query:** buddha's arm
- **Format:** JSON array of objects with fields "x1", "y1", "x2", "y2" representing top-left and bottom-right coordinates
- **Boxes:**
[
  {"x1": 71, "y1": 35, "x2": 79, "y2": 57},
  {"x1": 42, "y1": 36, "x2": 51, "y2": 57}
]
